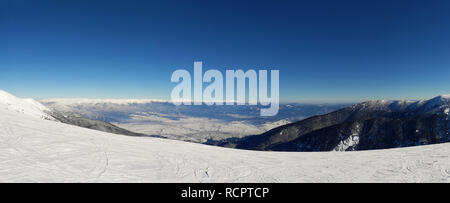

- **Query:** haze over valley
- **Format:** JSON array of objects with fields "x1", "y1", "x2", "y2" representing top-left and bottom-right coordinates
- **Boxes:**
[{"x1": 42, "y1": 98, "x2": 347, "y2": 143}]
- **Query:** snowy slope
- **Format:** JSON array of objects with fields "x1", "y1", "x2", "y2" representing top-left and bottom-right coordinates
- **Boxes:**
[
  {"x1": 0, "y1": 91, "x2": 449, "y2": 182},
  {"x1": 0, "y1": 90, "x2": 55, "y2": 121}
]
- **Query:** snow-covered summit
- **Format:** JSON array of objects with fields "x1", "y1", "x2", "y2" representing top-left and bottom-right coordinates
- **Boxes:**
[
  {"x1": 40, "y1": 98, "x2": 170, "y2": 113},
  {"x1": 0, "y1": 90, "x2": 55, "y2": 121},
  {"x1": 407, "y1": 95, "x2": 450, "y2": 114},
  {"x1": 428, "y1": 95, "x2": 450, "y2": 105},
  {"x1": 352, "y1": 95, "x2": 450, "y2": 113}
]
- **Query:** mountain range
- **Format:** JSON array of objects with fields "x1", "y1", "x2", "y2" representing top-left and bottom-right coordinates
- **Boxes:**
[{"x1": 222, "y1": 95, "x2": 450, "y2": 151}]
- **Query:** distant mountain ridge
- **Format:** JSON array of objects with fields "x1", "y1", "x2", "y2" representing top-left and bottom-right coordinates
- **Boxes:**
[
  {"x1": 42, "y1": 98, "x2": 168, "y2": 105},
  {"x1": 0, "y1": 90, "x2": 55, "y2": 121},
  {"x1": 223, "y1": 95, "x2": 450, "y2": 151}
]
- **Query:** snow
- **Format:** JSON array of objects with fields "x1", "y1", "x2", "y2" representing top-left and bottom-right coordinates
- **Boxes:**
[
  {"x1": 333, "y1": 135, "x2": 359, "y2": 151},
  {"x1": 0, "y1": 90, "x2": 55, "y2": 121},
  {"x1": 41, "y1": 98, "x2": 298, "y2": 143},
  {"x1": 334, "y1": 123, "x2": 362, "y2": 151},
  {"x1": 41, "y1": 98, "x2": 168, "y2": 105},
  {"x1": 1, "y1": 91, "x2": 450, "y2": 182},
  {"x1": 352, "y1": 95, "x2": 450, "y2": 114}
]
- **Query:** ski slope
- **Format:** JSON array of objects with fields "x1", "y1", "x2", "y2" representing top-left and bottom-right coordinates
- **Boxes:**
[
  {"x1": 0, "y1": 90, "x2": 55, "y2": 121},
  {"x1": 1, "y1": 91, "x2": 450, "y2": 182}
]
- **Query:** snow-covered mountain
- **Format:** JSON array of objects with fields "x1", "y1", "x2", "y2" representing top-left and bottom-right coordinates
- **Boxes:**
[
  {"x1": 225, "y1": 95, "x2": 450, "y2": 152},
  {"x1": 0, "y1": 90, "x2": 55, "y2": 121},
  {"x1": 1, "y1": 90, "x2": 450, "y2": 182},
  {"x1": 0, "y1": 90, "x2": 156, "y2": 138}
]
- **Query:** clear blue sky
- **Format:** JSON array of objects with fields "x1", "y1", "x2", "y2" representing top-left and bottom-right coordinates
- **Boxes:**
[{"x1": 1, "y1": 0, "x2": 449, "y2": 103}]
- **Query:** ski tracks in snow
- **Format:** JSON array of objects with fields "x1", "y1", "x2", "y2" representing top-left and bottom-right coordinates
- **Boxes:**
[{"x1": 1, "y1": 108, "x2": 450, "y2": 182}]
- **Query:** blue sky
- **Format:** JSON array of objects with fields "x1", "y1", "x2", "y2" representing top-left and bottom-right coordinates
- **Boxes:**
[{"x1": 0, "y1": 0, "x2": 449, "y2": 103}]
